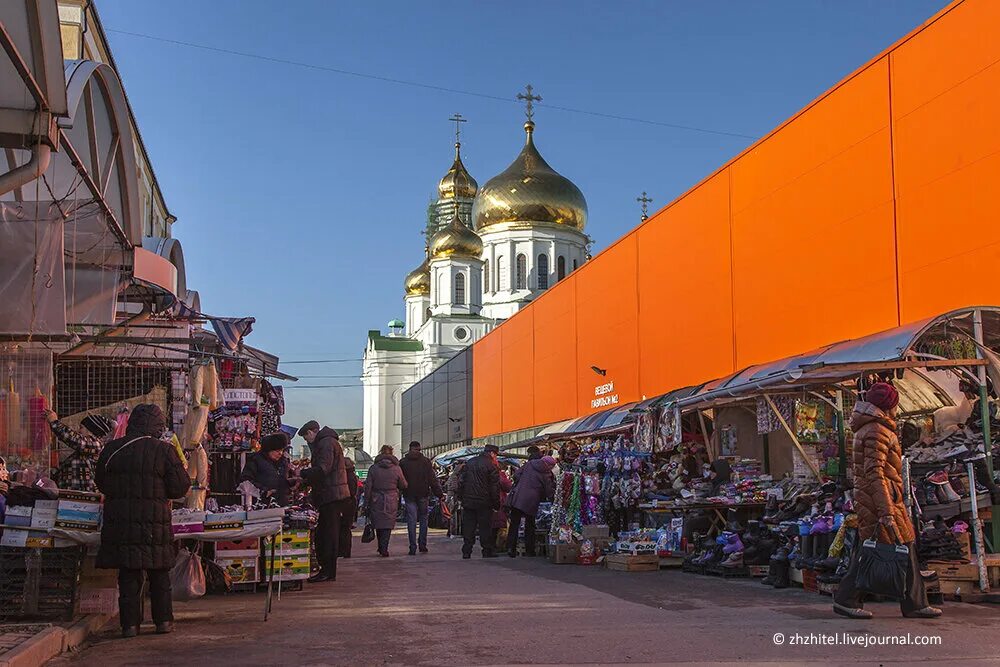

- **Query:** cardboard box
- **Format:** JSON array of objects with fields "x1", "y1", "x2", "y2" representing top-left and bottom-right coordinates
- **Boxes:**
[
  {"x1": 216, "y1": 538, "x2": 259, "y2": 558},
  {"x1": 927, "y1": 561, "x2": 979, "y2": 580},
  {"x1": 581, "y1": 525, "x2": 610, "y2": 539},
  {"x1": 246, "y1": 508, "x2": 285, "y2": 522},
  {"x1": 605, "y1": 553, "x2": 659, "y2": 572},
  {"x1": 54, "y1": 519, "x2": 101, "y2": 531},
  {"x1": 204, "y1": 511, "x2": 247, "y2": 524},
  {"x1": 5, "y1": 514, "x2": 32, "y2": 527},
  {"x1": 58, "y1": 500, "x2": 102, "y2": 514},
  {"x1": 264, "y1": 555, "x2": 310, "y2": 579},
  {"x1": 56, "y1": 509, "x2": 101, "y2": 525},
  {"x1": 203, "y1": 521, "x2": 244, "y2": 532},
  {"x1": 34, "y1": 499, "x2": 59, "y2": 511},
  {"x1": 264, "y1": 531, "x2": 310, "y2": 553},
  {"x1": 217, "y1": 556, "x2": 259, "y2": 584},
  {"x1": 58, "y1": 490, "x2": 102, "y2": 503},
  {"x1": 6, "y1": 506, "x2": 32, "y2": 518},
  {"x1": 548, "y1": 543, "x2": 580, "y2": 564},
  {"x1": 79, "y1": 587, "x2": 117, "y2": 614},
  {"x1": 172, "y1": 511, "x2": 207, "y2": 525},
  {"x1": 30, "y1": 511, "x2": 56, "y2": 529},
  {"x1": 0, "y1": 530, "x2": 72, "y2": 548},
  {"x1": 172, "y1": 523, "x2": 204, "y2": 535},
  {"x1": 0, "y1": 530, "x2": 28, "y2": 547}
]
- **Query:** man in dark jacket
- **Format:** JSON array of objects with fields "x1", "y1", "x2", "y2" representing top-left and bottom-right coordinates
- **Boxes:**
[
  {"x1": 399, "y1": 441, "x2": 444, "y2": 555},
  {"x1": 339, "y1": 458, "x2": 359, "y2": 558},
  {"x1": 299, "y1": 421, "x2": 353, "y2": 583},
  {"x1": 457, "y1": 444, "x2": 501, "y2": 559},
  {"x1": 240, "y1": 433, "x2": 293, "y2": 505},
  {"x1": 95, "y1": 404, "x2": 189, "y2": 638}
]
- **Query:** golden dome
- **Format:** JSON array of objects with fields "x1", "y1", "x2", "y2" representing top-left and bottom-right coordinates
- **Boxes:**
[
  {"x1": 404, "y1": 257, "x2": 430, "y2": 296},
  {"x1": 472, "y1": 121, "x2": 587, "y2": 232},
  {"x1": 437, "y1": 143, "x2": 478, "y2": 200},
  {"x1": 429, "y1": 211, "x2": 483, "y2": 260}
]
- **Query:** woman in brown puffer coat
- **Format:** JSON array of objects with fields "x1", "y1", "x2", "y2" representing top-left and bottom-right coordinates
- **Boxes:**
[{"x1": 833, "y1": 382, "x2": 941, "y2": 619}]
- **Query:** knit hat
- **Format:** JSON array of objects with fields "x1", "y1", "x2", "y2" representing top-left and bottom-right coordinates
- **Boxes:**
[
  {"x1": 81, "y1": 414, "x2": 115, "y2": 439},
  {"x1": 866, "y1": 382, "x2": 899, "y2": 412},
  {"x1": 261, "y1": 432, "x2": 289, "y2": 453},
  {"x1": 540, "y1": 455, "x2": 557, "y2": 468}
]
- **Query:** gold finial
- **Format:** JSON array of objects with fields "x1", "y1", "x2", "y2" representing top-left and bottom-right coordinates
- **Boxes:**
[
  {"x1": 637, "y1": 191, "x2": 653, "y2": 221},
  {"x1": 448, "y1": 112, "x2": 467, "y2": 154},
  {"x1": 516, "y1": 84, "x2": 542, "y2": 127}
]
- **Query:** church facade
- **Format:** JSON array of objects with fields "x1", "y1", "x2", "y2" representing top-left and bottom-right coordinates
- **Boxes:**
[{"x1": 361, "y1": 98, "x2": 590, "y2": 456}]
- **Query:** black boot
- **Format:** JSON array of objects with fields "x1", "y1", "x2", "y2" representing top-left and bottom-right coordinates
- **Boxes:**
[{"x1": 772, "y1": 559, "x2": 791, "y2": 589}]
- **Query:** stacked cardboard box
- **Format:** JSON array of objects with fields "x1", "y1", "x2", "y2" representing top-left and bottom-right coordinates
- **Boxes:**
[
  {"x1": 263, "y1": 530, "x2": 310, "y2": 581},
  {"x1": 171, "y1": 510, "x2": 206, "y2": 535},
  {"x1": 2, "y1": 500, "x2": 77, "y2": 548},
  {"x1": 55, "y1": 490, "x2": 102, "y2": 531},
  {"x1": 216, "y1": 538, "x2": 261, "y2": 584}
]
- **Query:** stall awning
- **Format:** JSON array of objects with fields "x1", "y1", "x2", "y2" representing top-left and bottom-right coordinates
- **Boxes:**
[{"x1": 674, "y1": 307, "x2": 1000, "y2": 410}]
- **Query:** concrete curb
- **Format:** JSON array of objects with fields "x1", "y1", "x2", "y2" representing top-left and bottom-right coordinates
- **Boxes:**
[{"x1": 0, "y1": 614, "x2": 114, "y2": 667}]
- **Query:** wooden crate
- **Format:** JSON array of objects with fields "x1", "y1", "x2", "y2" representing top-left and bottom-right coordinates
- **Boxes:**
[
  {"x1": 927, "y1": 561, "x2": 978, "y2": 580},
  {"x1": 605, "y1": 554, "x2": 659, "y2": 572},
  {"x1": 938, "y1": 578, "x2": 980, "y2": 598},
  {"x1": 659, "y1": 556, "x2": 684, "y2": 569},
  {"x1": 548, "y1": 543, "x2": 579, "y2": 565},
  {"x1": 748, "y1": 565, "x2": 769, "y2": 578}
]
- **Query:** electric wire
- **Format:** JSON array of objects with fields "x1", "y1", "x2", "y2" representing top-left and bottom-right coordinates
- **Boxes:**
[{"x1": 105, "y1": 27, "x2": 757, "y2": 140}]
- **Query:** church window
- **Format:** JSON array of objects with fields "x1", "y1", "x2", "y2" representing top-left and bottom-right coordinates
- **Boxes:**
[
  {"x1": 573, "y1": 258, "x2": 578, "y2": 271},
  {"x1": 483, "y1": 260, "x2": 490, "y2": 294},
  {"x1": 515, "y1": 254, "x2": 527, "y2": 289},
  {"x1": 497, "y1": 256, "x2": 507, "y2": 291},
  {"x1": 557, "y1": 256, "x2": 566, "y2": 281},
  {"x1": 455, "y1": 273, "x2": 466, "y2": 305},
  {"x1": 537, "y1": 254, "x2": 549, "y2": 289}
]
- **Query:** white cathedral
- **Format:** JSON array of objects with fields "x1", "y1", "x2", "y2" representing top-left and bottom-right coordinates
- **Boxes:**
[{"x1": 362, "y1": 99, "x2": 590, "y2": 456}]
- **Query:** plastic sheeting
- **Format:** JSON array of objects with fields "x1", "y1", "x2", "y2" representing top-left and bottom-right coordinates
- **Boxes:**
[{"x1": 0, "y1": 203, "x2": 66, "y2": 335}]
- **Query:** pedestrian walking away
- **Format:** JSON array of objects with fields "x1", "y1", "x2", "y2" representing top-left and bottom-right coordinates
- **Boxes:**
[
  {"x1": 457, "y1": 444, "x2": 500, "y2": 559},
  {"x1": 364, "y1": 448, "x2": 408, "y2": 556},
  {"x1": 299, "y1": 421, "x2": 353, "y2": 583},
  {"x1": 506, "y1": 455, "x2": 556, "y2": 557},
  {"x1": 399, "y1": 441, "x2": 444, "y2": 555},
  {"x1": 95, "y1": 404, "x2": 190, "y2": 638},
  {"x1": 832, "y1": 382, "x2": 941, "y2": 620}
]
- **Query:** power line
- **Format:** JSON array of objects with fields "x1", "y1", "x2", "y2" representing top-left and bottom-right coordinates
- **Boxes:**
[{"x1": 105, "y1": 27, "x2": 757, "y2": 140}]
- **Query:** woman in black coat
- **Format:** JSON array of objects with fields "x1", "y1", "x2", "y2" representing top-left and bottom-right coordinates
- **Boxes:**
[{"x1": 95, "y1": 404, "x2": 190, "y2": 638}]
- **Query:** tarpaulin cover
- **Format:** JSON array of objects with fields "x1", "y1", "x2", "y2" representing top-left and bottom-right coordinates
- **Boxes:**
[{"x1": 0, "y1": 203, "x2": 66, "y2": 335}]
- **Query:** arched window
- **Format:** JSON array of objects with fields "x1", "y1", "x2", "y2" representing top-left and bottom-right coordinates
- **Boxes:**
[
  {"x1": 483, "y1": 260, "x2": 490, "y2": 294},
  {"x1": 557, "y1": 255, "x2": 566, "y2": 281},
  {"x1": 436, "y1": 273, "x2": 446, "y2": 305},
  {"x1": 515, "y1": 254, "x2": 527, "y2": 289},
  {"x1": 537, "y1": 254, "x2": 549, "y2": 289},
  {"x1": 454, "y1": 273, "x2": 466, "y2": 305},
  {"x1": 573, "y1": 258, "x2": 578, "y2": 271},
  {"x1": 497, "y1": 256, "x2": 507, "y2": 291}
]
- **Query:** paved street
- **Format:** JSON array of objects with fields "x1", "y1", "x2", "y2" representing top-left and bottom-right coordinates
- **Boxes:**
[{"x1": 52, "y1": 530, "x2": 1000, "y2": 666}]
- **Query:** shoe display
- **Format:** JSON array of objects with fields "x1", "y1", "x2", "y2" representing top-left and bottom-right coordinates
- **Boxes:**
[{"x1": 720, "y1": 551, "x2": 744, "y2": 568}]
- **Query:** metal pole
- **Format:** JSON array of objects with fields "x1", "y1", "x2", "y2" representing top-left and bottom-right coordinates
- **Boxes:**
[
  {"x1": 836, "y1": 390, "x2": 848, "y2": 481},
  {"x1": 761, "y1": 433, "x2": 770, "y2": 475},
  {"x1": 972, "y1": 309, "x2": 999, "y2": 551},
  {"x1": 968, "y1": 461, "x2": 990, "y2": 593}
]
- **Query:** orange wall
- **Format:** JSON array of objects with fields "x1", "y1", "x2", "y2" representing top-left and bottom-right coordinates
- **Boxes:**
[{"x1": 473, "y1": 0, "x2": 1000, "y2": 438}]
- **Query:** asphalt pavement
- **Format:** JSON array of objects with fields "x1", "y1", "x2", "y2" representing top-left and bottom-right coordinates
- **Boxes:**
[{"x1": 50, "y1": 529, "x2": 1000, "y2": 666}]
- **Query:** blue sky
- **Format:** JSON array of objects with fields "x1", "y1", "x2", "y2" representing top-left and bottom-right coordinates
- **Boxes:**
[{"x1": 97, "y1": 0, "x2": 948, "y2": 431}]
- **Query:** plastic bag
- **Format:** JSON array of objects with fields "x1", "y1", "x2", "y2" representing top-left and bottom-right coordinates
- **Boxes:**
[
  {"x1": 170, "y1": 548, "x2": 206, "y2": 601},
  {"x1": 203, "y1": 556, "x2": 232, "y2": 595}
]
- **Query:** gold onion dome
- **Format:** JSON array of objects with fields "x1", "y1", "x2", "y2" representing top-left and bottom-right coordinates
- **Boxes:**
[
  {"x1": 404, "y1": 257, "x2": 431, "y2": 296},
  {"x1": 429, "y1": 212, "x2": 483, "y2": 260},
  {"x1": 472, "y1": 121, "x2": 587, "y2": 232},
  {"x1": 438, "y1": 143, "x2": 478, "y2": 200}
]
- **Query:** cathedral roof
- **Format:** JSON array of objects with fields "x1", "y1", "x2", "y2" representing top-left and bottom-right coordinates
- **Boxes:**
[
  {"x1": 429, "y1": 210, "x2": 483, "y2": 260},
  {"x1": 437, "y1": 143, "x2": 478, "y2": 200},
  {"x1": 472, "y1": 120, "x2": 587, "y2": 232},
  {"x1": 404, "y1": 256, "x2": 431, "y2": 296}
]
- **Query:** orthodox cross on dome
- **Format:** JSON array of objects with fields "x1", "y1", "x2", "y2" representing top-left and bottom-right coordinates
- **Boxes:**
[
  {"x1": 448, "y1": 112, "x2": 467, "y2": 145},
  {"x1": 637, "y1": 191, "x2": 653, "y2": 221},
  {"x1": 516, "y1": 84, "x2": 542, "y2": 123}
]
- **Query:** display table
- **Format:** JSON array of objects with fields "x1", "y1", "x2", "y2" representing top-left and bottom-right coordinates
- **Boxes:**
[{"x1": 8, "y1": 519, "x2": 285, "y2": 621}]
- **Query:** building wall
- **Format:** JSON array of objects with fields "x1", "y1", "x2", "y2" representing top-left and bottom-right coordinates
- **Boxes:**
[
  {"x1": 401, "y1": 349, "x2": 472, "y2": 454},
  {"x1": 472, "y1": 0, "x2": 1000, "y2": 438}
]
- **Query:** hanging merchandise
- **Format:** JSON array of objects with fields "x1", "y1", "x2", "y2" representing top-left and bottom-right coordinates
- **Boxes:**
[
  {"x1": 208, "y1": 387, "x2": 259, "y2": 453},
  {"x1": 655, "y1": 406, "x2": 678, "y2": 451},
  {"x1": 756, "y1": 396, "x2": 793, "y2": 434},
  {"x1": 634, "y1": 408, "x2": 656, "y2": 452}
]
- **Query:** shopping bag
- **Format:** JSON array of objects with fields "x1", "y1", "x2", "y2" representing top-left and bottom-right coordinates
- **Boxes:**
[
  {"x1": 855, "y1": 539, "x2": 910, "y2": 599},
  {"x1": 362, "y1": 522, "x2": 376, "y2": 543},
  {"x1": 170, "y1": 548, "x2": 207, "y2": 601}
]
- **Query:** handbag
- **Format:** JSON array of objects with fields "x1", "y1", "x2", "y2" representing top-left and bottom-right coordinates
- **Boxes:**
[
  {"x1": 361, "y1": 522, "x2": 375, "y2": 543},
  {"x1": 855, "y1": 535, "x2": 910, "y2": 599}
]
